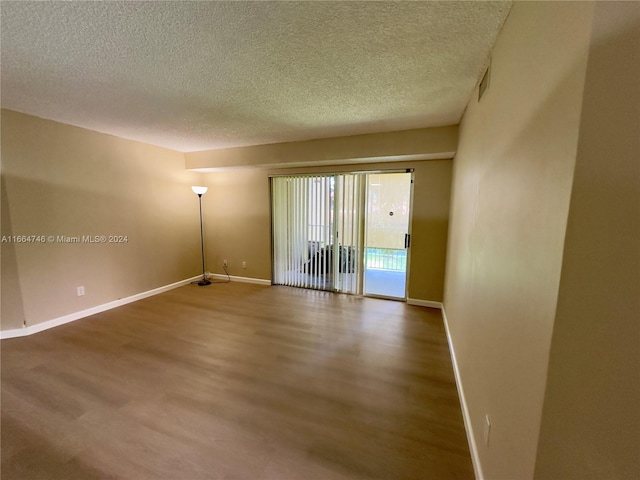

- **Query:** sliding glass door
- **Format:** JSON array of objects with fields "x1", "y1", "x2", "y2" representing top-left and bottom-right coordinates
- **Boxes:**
[
  {"x1": 363, "y1": 173, "x2": 412, "y2": 298},
  {"x1": 271, "y1": 172, "x2": 411, "y2": 298},
  {"x1": 271, "y1": 174, "x2": 363, "y2": 294}
]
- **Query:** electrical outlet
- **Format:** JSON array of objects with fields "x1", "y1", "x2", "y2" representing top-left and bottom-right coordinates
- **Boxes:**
[
  {"x1": 77, "y1": 286, "x2": 85, "y2": 296},
  {"x1": 484, "y1": 414, "x2": 491, "y2": 446},
  {"x1": 223, "y1": 259, "x2": 228, "y2": 267},
  {"x1": 242, "y1": 261, "x2": 247, "y2": 269}
]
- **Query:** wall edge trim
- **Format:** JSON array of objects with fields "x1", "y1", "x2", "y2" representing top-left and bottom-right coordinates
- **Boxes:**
[
  {"x1": 209, "y1": 274, "x2": 271, "y2": 285},
  {"x1": 406, "y1": 298, "x2": 443, "y2": 309},
  {"x1": 0, "y1": 275, "x2": 202, "y2": 339},
  {"x1": 442, "y1": 305, "x2": 484, "y2": 480}
]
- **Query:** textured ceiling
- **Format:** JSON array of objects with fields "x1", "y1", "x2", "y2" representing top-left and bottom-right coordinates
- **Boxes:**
[{"x1": 1, "y1": 1, "x2": 511, "y2": 152}]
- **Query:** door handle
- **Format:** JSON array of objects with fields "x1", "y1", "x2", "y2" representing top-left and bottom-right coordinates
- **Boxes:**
[{"x1": 404, "y1": 233, "x2": 411, "y2": 249}]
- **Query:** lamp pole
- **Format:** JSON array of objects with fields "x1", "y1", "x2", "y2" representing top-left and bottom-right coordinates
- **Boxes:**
[{"x1": 192, "y1": 186, "x2": 211, "y2": 286}]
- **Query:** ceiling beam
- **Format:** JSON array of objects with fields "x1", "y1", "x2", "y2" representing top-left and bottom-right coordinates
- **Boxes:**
[{"x1": 185, "y1": 126, "x2": 458, "y2": 172}]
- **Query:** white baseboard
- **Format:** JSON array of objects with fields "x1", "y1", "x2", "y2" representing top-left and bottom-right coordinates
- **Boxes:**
[
  {"x1": 404, "y1": 298, "x2": 482, "y2": 478},
  {"x1": 1, "y1": 273, "x2": 273, "y2": 340},
  {"x1": 1, "y1": 275, "x2": 203, "y2": 340},
  {"x1": 441, "y1": 306, "x2": 484, "y2": 480},
  {"x1": 407, "y1": 298, "x2": 443, "y2": 309},
  {"x1": 209, "y1": 273, "x2": 271, "y2": 286}
]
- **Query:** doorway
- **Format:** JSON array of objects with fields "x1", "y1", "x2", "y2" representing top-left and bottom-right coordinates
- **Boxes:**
[
  {"x1": 271, "y1": 171, "x2": 412, "y2": 299},
  {"x1": 363, "y1": 172, "x2": 412, "y2": 299}
]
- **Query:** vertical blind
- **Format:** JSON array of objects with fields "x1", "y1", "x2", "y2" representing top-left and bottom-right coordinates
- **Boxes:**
[{"x1": 271, "y1": 174, "x2": 364, "y2": 294}]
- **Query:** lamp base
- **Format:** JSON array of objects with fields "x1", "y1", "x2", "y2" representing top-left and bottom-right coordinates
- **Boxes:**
[{"x1": 197, "y1": 279, "x2": 212, "y2": 286}]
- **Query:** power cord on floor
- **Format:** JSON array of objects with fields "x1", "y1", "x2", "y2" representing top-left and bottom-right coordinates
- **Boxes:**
[{"x1": 210, "y1": 265, "x2": 231, "y2": 284}]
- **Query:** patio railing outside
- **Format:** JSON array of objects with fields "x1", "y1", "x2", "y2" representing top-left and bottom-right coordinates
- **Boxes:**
[{"x1": 365, "y1": 248, "x2": 406, "y2": 271}]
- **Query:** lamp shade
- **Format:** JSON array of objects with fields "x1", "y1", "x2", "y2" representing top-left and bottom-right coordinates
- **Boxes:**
[{"x1": 191, "y1": 186, "x2": 208, "y2": 195}]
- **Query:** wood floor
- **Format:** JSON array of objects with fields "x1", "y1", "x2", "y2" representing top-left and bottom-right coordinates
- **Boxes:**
[{"x1": 1, "y1": 283, "x2": 473, "y2": 479}]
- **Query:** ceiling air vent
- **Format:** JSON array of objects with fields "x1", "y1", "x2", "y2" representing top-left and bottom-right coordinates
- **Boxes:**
[{"x1": 479, "y1": 61, "x2": 491, "y2": 101}]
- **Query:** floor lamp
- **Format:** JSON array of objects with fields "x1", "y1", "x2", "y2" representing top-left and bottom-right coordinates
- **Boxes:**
[{"x1": 192, "y1": 186, "x2": 211, "y2": 286}]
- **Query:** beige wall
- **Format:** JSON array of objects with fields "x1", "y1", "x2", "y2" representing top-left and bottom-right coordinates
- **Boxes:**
[
  {"x1": 1, "y1": 110, "x2": 203, "y2": 330},
  {"x1": 535, "y1": 2, "x2": 640, "y2": 479},
  {"x1": 201, "y1": 167, "x2": 272, "y2": 282},
  {"x1": 444, "y1": 2, "x2": 595, "y2": 479},
  {"x1": 1, "y1": 174, "x2": 26, "y2": 330},
  {"x1": 202, "y1": 159, "x2": 452, "y2": 302}
]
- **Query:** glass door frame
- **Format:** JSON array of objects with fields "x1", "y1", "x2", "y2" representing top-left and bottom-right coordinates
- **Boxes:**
[
  {"x1": 270, "y1": 168, "x2": 414, "y2": 300},
  {"x1": 362, "y1": 170, "x2": 414, "y2": 301}
]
